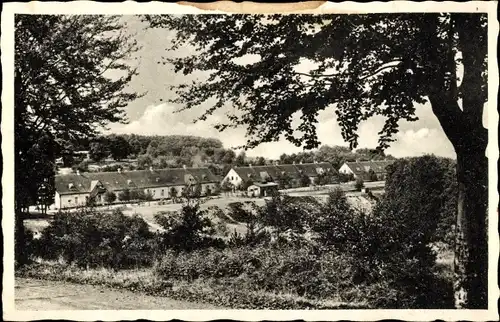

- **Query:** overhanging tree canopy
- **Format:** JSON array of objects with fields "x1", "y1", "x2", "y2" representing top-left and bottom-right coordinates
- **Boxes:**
[{"x1": 145, "y1": 13, "x2": 489, "y2": 309}]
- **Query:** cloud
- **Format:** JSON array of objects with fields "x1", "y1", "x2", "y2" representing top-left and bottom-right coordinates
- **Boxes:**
[{"x1": 108, "y1": 102, "x2": 456, "y2": 160}]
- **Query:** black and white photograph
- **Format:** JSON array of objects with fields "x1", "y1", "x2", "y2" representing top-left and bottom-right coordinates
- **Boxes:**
[{"x1": 2, "y1": 1, "x2": 498, "y2": 320}]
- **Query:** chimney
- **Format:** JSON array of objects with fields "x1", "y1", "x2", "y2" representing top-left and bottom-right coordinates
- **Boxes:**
[
  {"x1": 183, "y1": 165, "x2": 187, "y2": 170},
  {"x1": 149, "y1": 166, "x2": 154, "y2": 172},
  {"x1": 299, "y1": 161, "x2": 303, "y2": 164},
  {"x1": 249, "y1": 163, "x2": 252, "y2": 168},
  {"x1": 117, "y1": 168, "x2": 121, "y2": 174},
  {"x1": 76, "y1": 170, "x2": 80, "y2": 176}
]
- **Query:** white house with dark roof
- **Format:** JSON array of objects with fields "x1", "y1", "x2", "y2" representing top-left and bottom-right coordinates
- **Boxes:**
[
  {"x1": 54, "y1": 166, "x2": 221, "y2": 209},
  {"x1": 338, "y1": 160, "x2": 395, "y2": 180},
  {"x1": 221, "y1": 162, "x2": 335, "y2": 189}
]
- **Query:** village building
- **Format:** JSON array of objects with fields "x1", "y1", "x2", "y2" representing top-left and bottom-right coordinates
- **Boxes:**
[
  {"x1": 247, "y1": 182, "x2": 279, "y2": 197},
  {"x1": 221, "y1": 162, "x2": 336, "y2": 189},
  {"x1": 338, "y1": 160, "x2": 395, "y2": 181},
  {"x1": 54, "y1": 166, "x2": 220, "y2": 209}
]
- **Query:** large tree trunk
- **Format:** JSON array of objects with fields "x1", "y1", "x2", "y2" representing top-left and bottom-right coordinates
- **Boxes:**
[
  {"x1": 454, "y1": 139, "x2": 488, "y2": 308},
  {"x1": 428, "y1": 13, "x2": 488, "y2": 309},
  {"x1": 430, "y1": 95, "x2": 489, "y2": 309}
]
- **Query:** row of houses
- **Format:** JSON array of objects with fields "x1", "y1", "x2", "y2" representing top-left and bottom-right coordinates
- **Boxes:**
[
  {"x1": 54, "y1": 160, "x2": 394, "y2": 208},
  {"x1": 222, "y1": 162, "x2": 336, "y2": 196},
  {"x1": 54, "y1": 166, "x2": 220, "y2": 209}
]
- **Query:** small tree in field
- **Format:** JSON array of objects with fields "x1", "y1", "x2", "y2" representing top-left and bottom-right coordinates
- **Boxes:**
[
  {"x1": 299, "y1": 173, "x2": 311, "y2": 187},
  {"x1": 169, "y1": 187, "x2": 178, "y2": 200},
  {"x1": 313, "y1": 188, "x2": 357, "y2": 250},
  {"x1": 193, "y1": 183, "x2": 203, "y2": 197},
  {"x1": 104, "y1": 191, "x2": 117, "y2": 204},
  {"x1": 155, "y1": 202, "x2": 217, "y2": 252},
  {"x1": 368, "y1": 169, "x2": 379, "y2": 182},
  {"x1": 118, "y1": 189, "x2": 131, "y2": 202},
  {"x1": 221, "y1": 181, "x2": 233, "y2": 196},
  {"x1": 354, "y1": 178, "x2": 365, "y2": 191}
]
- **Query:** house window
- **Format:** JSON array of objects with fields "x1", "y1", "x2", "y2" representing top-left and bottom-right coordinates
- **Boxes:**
[
  {"x1": 68, "y1": 199, "x2": 72, "y2": 203},
  {"x1": 161, "y1": 189, "x2": 164, "y2": 196},
  {"x1": 75, "y1": 197, "x2": 78, "y2": 204}
]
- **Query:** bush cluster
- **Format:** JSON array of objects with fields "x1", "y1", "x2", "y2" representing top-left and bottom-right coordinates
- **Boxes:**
[
  {"x1": 155, "y1": 245, "x2": 355, "y2": 299},
  {"x1": 33, "y1": 208, "x2": 157, "y2": 268}
]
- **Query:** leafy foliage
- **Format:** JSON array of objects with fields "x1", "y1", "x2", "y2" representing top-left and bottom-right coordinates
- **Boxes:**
[
  {"x1": 155, "y1": 202, "x2": 224, "y2": 252},
  {"x1": 35, "y1": 208, "x2": 156, "y2": 268},
  {"x1": 104, "y1": 191, "x2": 117, "y2": 204},
  {"x1": 226, "y1": 202, "x2": 255, "y2": 223},
  {"x1": 383, "y1": 155, "x2": 457, "y2": 248},
  {"x1": 117, "y1": 189, "x2": 131, "y2": 202},
  {"x1": 258, "y1": 194, "x2": 320, "y2": 243},
  {"x1": 354, "y1": 178, "x2": 365, "y2": 191},
  {"x1": 145, "y1": 14, "x2": 486, "y2": 152}
]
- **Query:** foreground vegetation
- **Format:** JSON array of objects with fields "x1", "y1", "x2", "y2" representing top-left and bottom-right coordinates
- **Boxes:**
[{"x1": 17, "y1": 156, "x2": 457, "y2": 309}]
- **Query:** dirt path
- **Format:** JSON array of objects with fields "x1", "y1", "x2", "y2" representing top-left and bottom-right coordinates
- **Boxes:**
[{"x1": 15, "y1": 278, "x2": 224, "y2": 310}]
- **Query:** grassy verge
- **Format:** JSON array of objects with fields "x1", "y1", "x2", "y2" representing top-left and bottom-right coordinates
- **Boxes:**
[{"x1": 16, "y1": 260, "x2": 369, "y2": 309}]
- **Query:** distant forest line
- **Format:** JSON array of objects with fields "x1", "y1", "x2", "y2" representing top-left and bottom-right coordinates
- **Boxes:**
[{"x1": 66, "y1": 134, "x2": 396, "y2": 175}]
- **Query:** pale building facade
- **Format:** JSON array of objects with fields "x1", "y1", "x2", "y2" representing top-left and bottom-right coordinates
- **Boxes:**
[{"x1": 54, "y1": 166, "x2": 221, "y2": 209}]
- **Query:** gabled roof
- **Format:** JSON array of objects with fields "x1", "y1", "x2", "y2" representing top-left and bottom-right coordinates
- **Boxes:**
[
  {"x1": 231, "y1": 162, "x2": 334, "y2": 183},
  {"x1": 294, "y1": 162, "x2": 334, "y2": 177},
  {"x1": 343, "y1": 160, "x2": 395, "y2": 175},
  {"x1": 275, "y1": 164, "x2": 301, "y2": 177},
  {"x1": 55, "y1": 167, "x2": 220, "y2": 195},
  {"x1": 232, "y1": 166, "x2": 257, "y2": 180},
  {"x1": 188, "y1": 167, "x2": 221, "y2": 183}
]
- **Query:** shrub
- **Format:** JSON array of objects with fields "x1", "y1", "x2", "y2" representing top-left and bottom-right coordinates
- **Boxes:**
[
  {"x1": 104, "y1": 191, "x2": 117, "y2": 204},
  {"x1": 129, "y1": 189, "x2": 145, "y2": 201},
  {"x1": 155, "y1": 245, "x2": 358, "y2": 300},
  {"x1": 368, "y1": 169, "x2": 378, "y2": 182},
  {"x1": 299, "y1": 174, "x2": 311, "y2": 187},
  {"x1": 117, "y1": 189, "x2": 131, "y2": 202},
  {"x1": 354, "y1": 177, "x2": 364, "y2": 191},
  {"x1": 155, "y1": 202, "x2": 225, "y2": 252},
  {"x1": 226, "y1": 202, "x2": 254, "y2": 223},
  {"x1": 169, "y1": 187, "x2": 178, "y2": 199},
  {"x1": 257, "y1": 194, "x2": 319, "y2": 242},
  {"x1": 228, "y1": 219, "x2": 272, "y2": 248},
  {"x1": 312, "y1": 188, "x2": 358, "y2": 250},
  {"x1": 36, "y1": 207, "x2": 157, "y2": 268},
  {"x1": 15, "y1": 220, "x2": 36, "y2": 267},
  {"x1": 338, "y1": 172, "x2": 354, "y2": 183}
]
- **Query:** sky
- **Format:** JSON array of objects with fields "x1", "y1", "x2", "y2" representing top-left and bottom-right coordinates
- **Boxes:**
[{"x1": 105, "y1": 16, "x2": 458, "y2": 160}]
